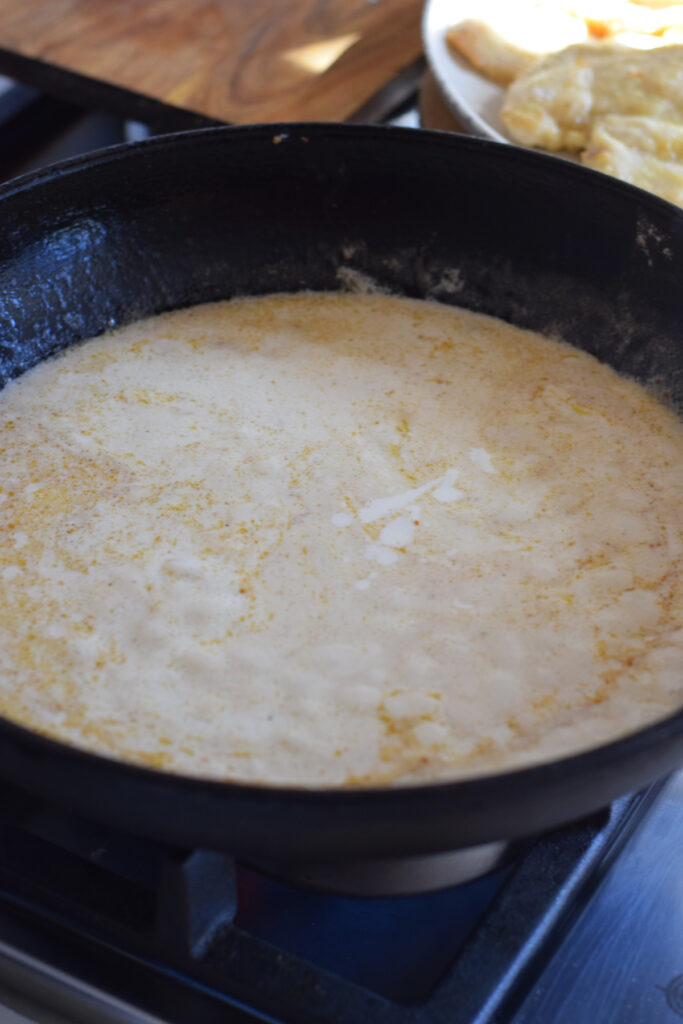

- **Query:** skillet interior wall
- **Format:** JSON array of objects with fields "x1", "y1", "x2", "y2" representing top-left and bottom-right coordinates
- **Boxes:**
[{"x1": 0, "y1": 122, "x2": 681, "y2": 406}]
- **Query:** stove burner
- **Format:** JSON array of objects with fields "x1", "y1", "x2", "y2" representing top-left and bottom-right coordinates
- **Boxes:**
[
  {"x1": 250, "y1": 837, "x2": 529, "y2": 896},
  {"x1": 0, "y1": 778, "x2": 661, "y2": 1023}
]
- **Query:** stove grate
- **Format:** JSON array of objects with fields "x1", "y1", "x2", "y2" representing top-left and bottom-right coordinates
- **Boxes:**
[{"x1": 0, "y1": 778, "x2": 660, "y2": 1024}]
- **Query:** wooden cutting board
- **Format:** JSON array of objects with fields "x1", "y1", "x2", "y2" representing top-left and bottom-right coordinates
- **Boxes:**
[{"x1": 0, "y1": 0, "x2": 424, "y2": 125}]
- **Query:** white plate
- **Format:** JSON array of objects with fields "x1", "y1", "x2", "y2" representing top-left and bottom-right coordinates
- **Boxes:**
[
  {"x1": 421, "y1": 0, "x2": 584, "y2": 164},
  {"x1": 422, "y1": 0, "x2": 511, "y2": 143}
]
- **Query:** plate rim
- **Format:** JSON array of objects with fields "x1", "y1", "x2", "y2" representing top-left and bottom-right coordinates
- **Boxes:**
[{"x1": 421, "y1": 0, "x2": 510, "y2": 144}]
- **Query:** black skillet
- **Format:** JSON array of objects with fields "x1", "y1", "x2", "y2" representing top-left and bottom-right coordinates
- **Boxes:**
[{"x1": 0, "y1": 123, "x2": 681, "y2": 861}]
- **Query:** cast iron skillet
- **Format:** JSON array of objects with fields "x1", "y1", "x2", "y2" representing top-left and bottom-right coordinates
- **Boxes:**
[{"x1": 0, "y1": 123, "x2": 681, "y2": 861}]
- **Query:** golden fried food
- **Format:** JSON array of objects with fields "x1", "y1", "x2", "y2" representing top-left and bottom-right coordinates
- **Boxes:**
[
  {"x1": 564, "y1": 0, "x2": 683, "y2": 35},
  {"x1": 582, "y1": 114, "x2": 683, "y2": 205},
  {"x1": 501, "y1": 43, "x2": 683, "y2": 150},
  {"x1": 445, "y1": 1, "x2": 683, "y2": 89},
  {"x1": 446, "y1": 12, "x2": 587, "y2": 85}
]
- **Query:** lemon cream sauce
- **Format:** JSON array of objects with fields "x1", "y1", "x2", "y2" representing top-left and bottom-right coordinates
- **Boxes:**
[{"x1": 0, "y1": 292, "x2": 681, "y2": 786}]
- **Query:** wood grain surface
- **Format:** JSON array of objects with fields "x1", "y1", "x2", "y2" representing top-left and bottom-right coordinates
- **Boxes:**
[{"x1": 0, "y1": 0, "x2": 424, "y2": 124}]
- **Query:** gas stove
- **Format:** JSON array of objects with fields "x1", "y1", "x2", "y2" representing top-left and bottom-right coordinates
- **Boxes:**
[
  {"x1": 0, "y1": 70, "x2": 681, "y2": 1024},
  {"x1": 0, "y1": 773, "x2": 681, "y2": 1024}
]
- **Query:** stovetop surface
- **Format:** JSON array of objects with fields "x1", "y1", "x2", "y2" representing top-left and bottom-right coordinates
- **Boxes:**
[
  {"x1": 0, "y1": 773, "x2": 680, "y2": 1024},
  {"x1": 514, "y1": 769, "x2": 683, "y2": 1024}
]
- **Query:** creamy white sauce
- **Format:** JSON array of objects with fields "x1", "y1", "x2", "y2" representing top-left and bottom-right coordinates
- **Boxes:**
[
  {"x1": 0, "y1": 291, "x2": 681, "y2": 787},
  {"x1": 359, "y1": 469, "x2": 463, "y2": 523},
  {"x1": 469, "y1": 448, "x2": 497, "y2": 474},
  {"x1": 364, "y1": 543, "x2": 399, "y2": 566},
  {"x1": 379, "y1": 517, "x2": 415, "y2": 548}
]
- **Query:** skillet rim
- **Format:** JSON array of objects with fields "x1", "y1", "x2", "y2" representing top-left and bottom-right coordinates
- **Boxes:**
[
  {"x1": 0, "y1": 118, "x2": 681, "y2": 220},
  {"x1": 0, "y1": 694, "x2": 681, "y2": 803}
]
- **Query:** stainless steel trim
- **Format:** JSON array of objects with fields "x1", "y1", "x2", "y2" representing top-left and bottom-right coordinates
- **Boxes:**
[{"x1": 0, "y1": 941, "x2": 166, "y2": 1024}]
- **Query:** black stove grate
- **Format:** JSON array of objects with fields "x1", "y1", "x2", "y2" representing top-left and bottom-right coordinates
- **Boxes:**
[{"x1": 0, "y1": 778, "x2": 660, "y2": 1024}]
